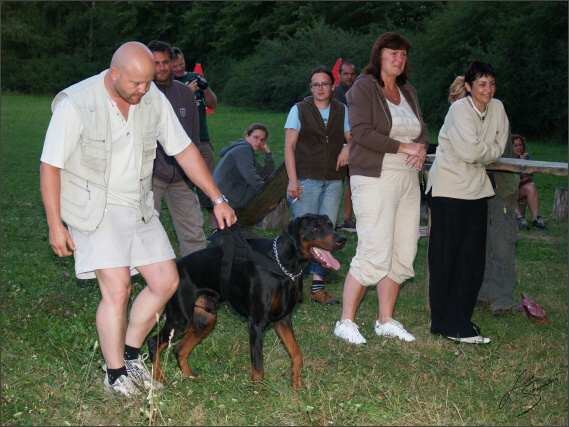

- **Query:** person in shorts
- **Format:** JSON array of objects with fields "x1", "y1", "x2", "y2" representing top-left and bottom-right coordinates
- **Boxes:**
[{"x1": 39, "y1": 41, "x2": 236, "y2": 397}]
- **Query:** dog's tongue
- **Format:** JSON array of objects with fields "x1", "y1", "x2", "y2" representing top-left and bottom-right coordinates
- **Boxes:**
[{"x1": 312, "y1": 248, "x2": 341, "y2": 270}]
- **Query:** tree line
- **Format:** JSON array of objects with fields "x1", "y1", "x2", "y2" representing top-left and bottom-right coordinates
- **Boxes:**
[{"x1": 1, "y1": 1, "x2": 567, "y2": 140}]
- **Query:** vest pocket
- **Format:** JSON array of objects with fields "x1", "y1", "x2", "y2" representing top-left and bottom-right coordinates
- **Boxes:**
[
  {"x1": 60, "y1": 173, "x2": 106, "y2": 233},
  {"x1": 80, "y1": 135, "x2": 106, "y2": 171}
]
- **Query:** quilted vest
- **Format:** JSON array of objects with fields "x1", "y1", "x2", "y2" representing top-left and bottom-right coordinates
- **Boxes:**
[
  {"x1": 294, "y1": 97, "x2": 347, "y2": 180},
  {"x1": 52, "y1": 71, "x2": 162, "y2": 234}
]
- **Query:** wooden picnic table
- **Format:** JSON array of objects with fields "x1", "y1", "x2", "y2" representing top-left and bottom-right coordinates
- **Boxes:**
[
  {"x1": 424, "y1": 154, "x2": 568, "y2": 176},
  {"x1": 421, "y1": 155, "x2": 568, "y2": 310}
]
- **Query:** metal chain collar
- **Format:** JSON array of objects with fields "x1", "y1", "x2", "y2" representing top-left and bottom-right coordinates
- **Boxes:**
[{"x1": 272, "y1": 237, "x2": 303, "y2": 280}]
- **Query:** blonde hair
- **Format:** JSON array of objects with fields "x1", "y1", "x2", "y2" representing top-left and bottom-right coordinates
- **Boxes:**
[{"x1": 448, "y1": 75, "x2": 467, "y2": 104}]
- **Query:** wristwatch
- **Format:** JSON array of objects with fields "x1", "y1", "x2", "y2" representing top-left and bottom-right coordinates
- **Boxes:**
[{"x1": 212, "y1": 195, "x2": 229, "y2": 206}]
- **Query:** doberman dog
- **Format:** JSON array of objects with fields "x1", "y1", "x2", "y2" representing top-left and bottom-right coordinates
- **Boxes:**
[{"x1": 148, "y1": 213, "x2": 346, "y2": 390}]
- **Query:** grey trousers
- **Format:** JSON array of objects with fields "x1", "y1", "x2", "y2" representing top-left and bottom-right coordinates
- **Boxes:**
[
  {"x1": 153, "y1": 177, "x2": 207, "y2": 257},
  {"x1": 478, "y1": 193, "x2": 518, "y2": 311}
]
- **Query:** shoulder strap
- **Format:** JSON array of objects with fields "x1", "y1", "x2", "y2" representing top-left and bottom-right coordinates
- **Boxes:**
[{"x1": 208, "y1": 224, "x2": 290, "y2": 300}]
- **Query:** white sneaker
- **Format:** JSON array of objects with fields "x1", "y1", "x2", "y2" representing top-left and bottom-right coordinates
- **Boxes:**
[
  {"x1": 334, "y1": 319, "x2": 367, "y2": 345},
  {"x1": 446, "y1": 335, "x2": 491, "y2": 344},
  {"x1": 102, "y1": 354, "x2": 164, "y2": 391},
  {"x1": 124, "y1": 354, "x2": 164, "y2": 390},
  {"x1": 374, "y1": 318, "x2": 416, "y2": 342},
  {"x1": 103, "y1": 374, "x2": 141, "y2": 398}
]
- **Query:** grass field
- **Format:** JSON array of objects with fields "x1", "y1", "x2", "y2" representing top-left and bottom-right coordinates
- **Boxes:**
[{"x1": 1, "y1": 95, "x2": 567, "y2": 426}]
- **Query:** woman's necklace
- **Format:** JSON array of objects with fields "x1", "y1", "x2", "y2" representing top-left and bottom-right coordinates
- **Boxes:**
[{"x1": 382, "y1": 85, "x2": 400, "y2": 104}]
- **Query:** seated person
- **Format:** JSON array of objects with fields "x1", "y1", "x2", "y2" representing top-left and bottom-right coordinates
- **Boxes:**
[
  {"x1": 213, "y1": 123, "x2": 275, "y2": 210},
  {"x1": 512, "y1": 133, "x2": 545, "y2": 229}
]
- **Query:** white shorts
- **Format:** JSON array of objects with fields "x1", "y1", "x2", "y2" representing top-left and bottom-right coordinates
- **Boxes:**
[{"x1": 69, "y1": 204, "x2": 176, "y2": 279}]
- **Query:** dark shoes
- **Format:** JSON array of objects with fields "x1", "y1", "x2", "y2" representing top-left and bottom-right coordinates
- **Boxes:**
[
  {"x1": 518, "y1": 215, "x2": 545, "y2": 230},
  {"x1": 340, "y1": 219, "x2": 356, "y2": 233},
  {"x1": 517, "y1": 216, "x2": 530, "y2": 230},
  {"x1": 477, "y1": 300, "x2": 513, "y2": 318},
  {"x1": 532, "y1": 216, "x2": 545, "y2": 229},
  {"x1": 310, "y1": 289, "x2": 339, "y2": 305}
]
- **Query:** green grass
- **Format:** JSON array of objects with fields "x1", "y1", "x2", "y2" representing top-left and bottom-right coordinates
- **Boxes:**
[{"x1": 1, "y1": 95, "x2": 567, "y2": 426}]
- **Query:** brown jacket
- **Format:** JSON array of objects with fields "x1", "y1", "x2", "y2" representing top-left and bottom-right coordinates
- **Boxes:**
[{"x1": 346, "y1": 74, "x2": 429, "y2": 177}]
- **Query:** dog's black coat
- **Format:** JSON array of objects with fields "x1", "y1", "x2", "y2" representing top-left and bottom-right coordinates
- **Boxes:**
[{"x1": 148, "y1": 213, "x2": 346, "y2": 389}]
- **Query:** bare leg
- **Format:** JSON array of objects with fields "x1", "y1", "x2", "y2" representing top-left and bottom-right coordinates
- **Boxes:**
[
  {"x1": 125, "y1": 260, "x2": 179, "y2": 349},
  {"x1": 95, "y1": 267, "x2": 133, "y2": 369},
  {"x1": 340, "y1": 272, "x2": 367, "y2": 321},
  {"x1": 519, "y1": 183, "x2": 540, "y2": 217},
  {"x1": 377, "y1": 276, "x2": 400, "y2": 324}
]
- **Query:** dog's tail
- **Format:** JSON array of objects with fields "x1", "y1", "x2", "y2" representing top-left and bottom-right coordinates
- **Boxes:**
[{"x1": 195, "y1": 289, "x2": 220, "y2": 313}]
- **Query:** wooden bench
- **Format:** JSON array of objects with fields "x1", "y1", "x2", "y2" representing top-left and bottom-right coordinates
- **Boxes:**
[{"x1": 234, "y1": 162, "x2": 289, "y2": 229}]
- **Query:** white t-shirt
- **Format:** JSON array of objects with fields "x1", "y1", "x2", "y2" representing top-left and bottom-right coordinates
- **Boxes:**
[
  {"x1": 284, "y1": 103, "x2": 350, "y2": 132},
  {"x1": 382, "y1": 88, "x2": 421, "y2": 170}
]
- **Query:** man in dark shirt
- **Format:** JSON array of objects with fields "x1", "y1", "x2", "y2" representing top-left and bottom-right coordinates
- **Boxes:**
[
  {"x1": 334, "y1": 62, "x2": 357, "y2": 232},
  {"x1": 148, "y1": 40, "x2": 206, "y2": 256},
  {"x1": 172, "y1": 47, "x2": 220, "y2": 229}
]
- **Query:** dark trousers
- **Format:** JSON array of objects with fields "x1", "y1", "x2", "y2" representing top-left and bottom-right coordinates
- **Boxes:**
[{"x1": 427, "y1": 193, "x2": 488, "y2": 337}]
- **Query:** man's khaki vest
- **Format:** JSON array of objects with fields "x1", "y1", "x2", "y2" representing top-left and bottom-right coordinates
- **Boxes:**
[{"x1": 52, "y1": 71, "x2": 162, "y2": 234}]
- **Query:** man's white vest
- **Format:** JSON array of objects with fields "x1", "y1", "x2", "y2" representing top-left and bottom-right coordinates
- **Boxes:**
[{"x1": 52, "y1": 71, "x2": 162, "y2": 234}]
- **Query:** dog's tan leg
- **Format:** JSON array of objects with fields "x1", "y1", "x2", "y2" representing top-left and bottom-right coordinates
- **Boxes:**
[
  {"x1": 175, "y1": 303, "x2": 217, "y2": 379},
  {"x1": 273, "y1": 316, "x2": 303, "y2": 390}
]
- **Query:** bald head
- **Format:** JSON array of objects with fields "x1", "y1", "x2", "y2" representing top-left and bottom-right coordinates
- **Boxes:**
[
  {"x1": 106, "y1": 42, "x2": 156, "y2": 105},
  {"x1": 111, "y1": 41, "x2": 155, "y2": 75}
]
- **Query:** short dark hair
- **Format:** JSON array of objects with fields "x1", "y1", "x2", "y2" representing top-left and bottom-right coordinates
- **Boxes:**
[
  {"x1": 362, "y1": 32, "x2": 412, "y2": 87},
  {"x1": 147, "y1": 40, "x2": 173, "y2": 60},
  {"x1": 339, "y1": 62, "x2": 355, "y2": 74},
  {"x1": 172, "y1": 46, "x2": 184, "y2": 60},
  {"x1": 464, "y1": 60, "x2": 496, "y2": 90},
  {"x1": 309, "y1": 65, "x2": 335, "y2": 85}
]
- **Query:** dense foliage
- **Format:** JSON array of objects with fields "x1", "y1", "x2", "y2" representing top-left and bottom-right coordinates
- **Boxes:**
[{"x1": 1, "y1": 1, "x2": 566, "y2": 140}]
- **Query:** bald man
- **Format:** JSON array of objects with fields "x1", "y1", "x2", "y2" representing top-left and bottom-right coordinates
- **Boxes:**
[{"x1": 40, "y1": 41, "x2": 236, "y2": 397}]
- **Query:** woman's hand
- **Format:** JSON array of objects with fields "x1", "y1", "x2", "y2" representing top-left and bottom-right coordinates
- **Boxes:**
[
  {"x1": 399, "y1": 142, "x2": 426, "y2": 170},
  {"x1": 287, "y1": 180, "x2": 302, "y2": 200},
  {"x1": 336, "y1": 145, "x2": 349, "y2": 170},
  {"x1": 404, "y1": 155, "x2": 425, "y2": 171}
]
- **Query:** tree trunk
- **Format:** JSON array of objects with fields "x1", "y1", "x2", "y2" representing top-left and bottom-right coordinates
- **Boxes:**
[{"x1": 552, "y1": 187, "x2": 568, "y2": 220}]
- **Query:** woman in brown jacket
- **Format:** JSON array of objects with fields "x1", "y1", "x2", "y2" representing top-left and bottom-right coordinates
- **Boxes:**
[{"x1": 333, "y1": 32, "x2": 429, "y2": 345}]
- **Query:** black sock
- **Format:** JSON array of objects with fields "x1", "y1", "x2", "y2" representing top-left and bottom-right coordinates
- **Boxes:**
[
  {"x1": 311, "y1": 280, "x2": 325, "y2": 294},
  {"x1": 107, "y1": 366, "x2": 128, "y2": 385},
  {"x1": 124, "y1": 344, "x2": 140, "y2": 361}
]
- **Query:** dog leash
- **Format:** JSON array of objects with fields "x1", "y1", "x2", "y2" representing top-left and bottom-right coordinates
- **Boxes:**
[{"x1": 209, "y1": 225, "x2": 302, "y2": 300}]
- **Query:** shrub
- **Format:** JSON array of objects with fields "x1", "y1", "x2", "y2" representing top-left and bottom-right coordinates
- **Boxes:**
[{"x1": 222, "y1": 21, "x2": 381, "y2": 111}]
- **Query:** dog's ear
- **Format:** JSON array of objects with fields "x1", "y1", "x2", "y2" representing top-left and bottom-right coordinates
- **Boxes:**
[{"x1": 282, "y1": 216, "x2": 302, "y2": 247}]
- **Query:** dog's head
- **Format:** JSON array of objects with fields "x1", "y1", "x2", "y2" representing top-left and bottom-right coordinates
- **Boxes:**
[{"x1": 282, "y1": 214, "x2": 347, "y2": 270}]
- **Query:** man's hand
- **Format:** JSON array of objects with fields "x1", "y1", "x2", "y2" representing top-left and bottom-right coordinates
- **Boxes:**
[
  {"x1": 213, "y1": 202, "x2": 237, "y2": 229},
  {"x1": 186, "y1": 79, "x2": 199, "y2": 94},
  {"x1": 48, "y1": 222, "x2": 76, "y2": 257}
]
